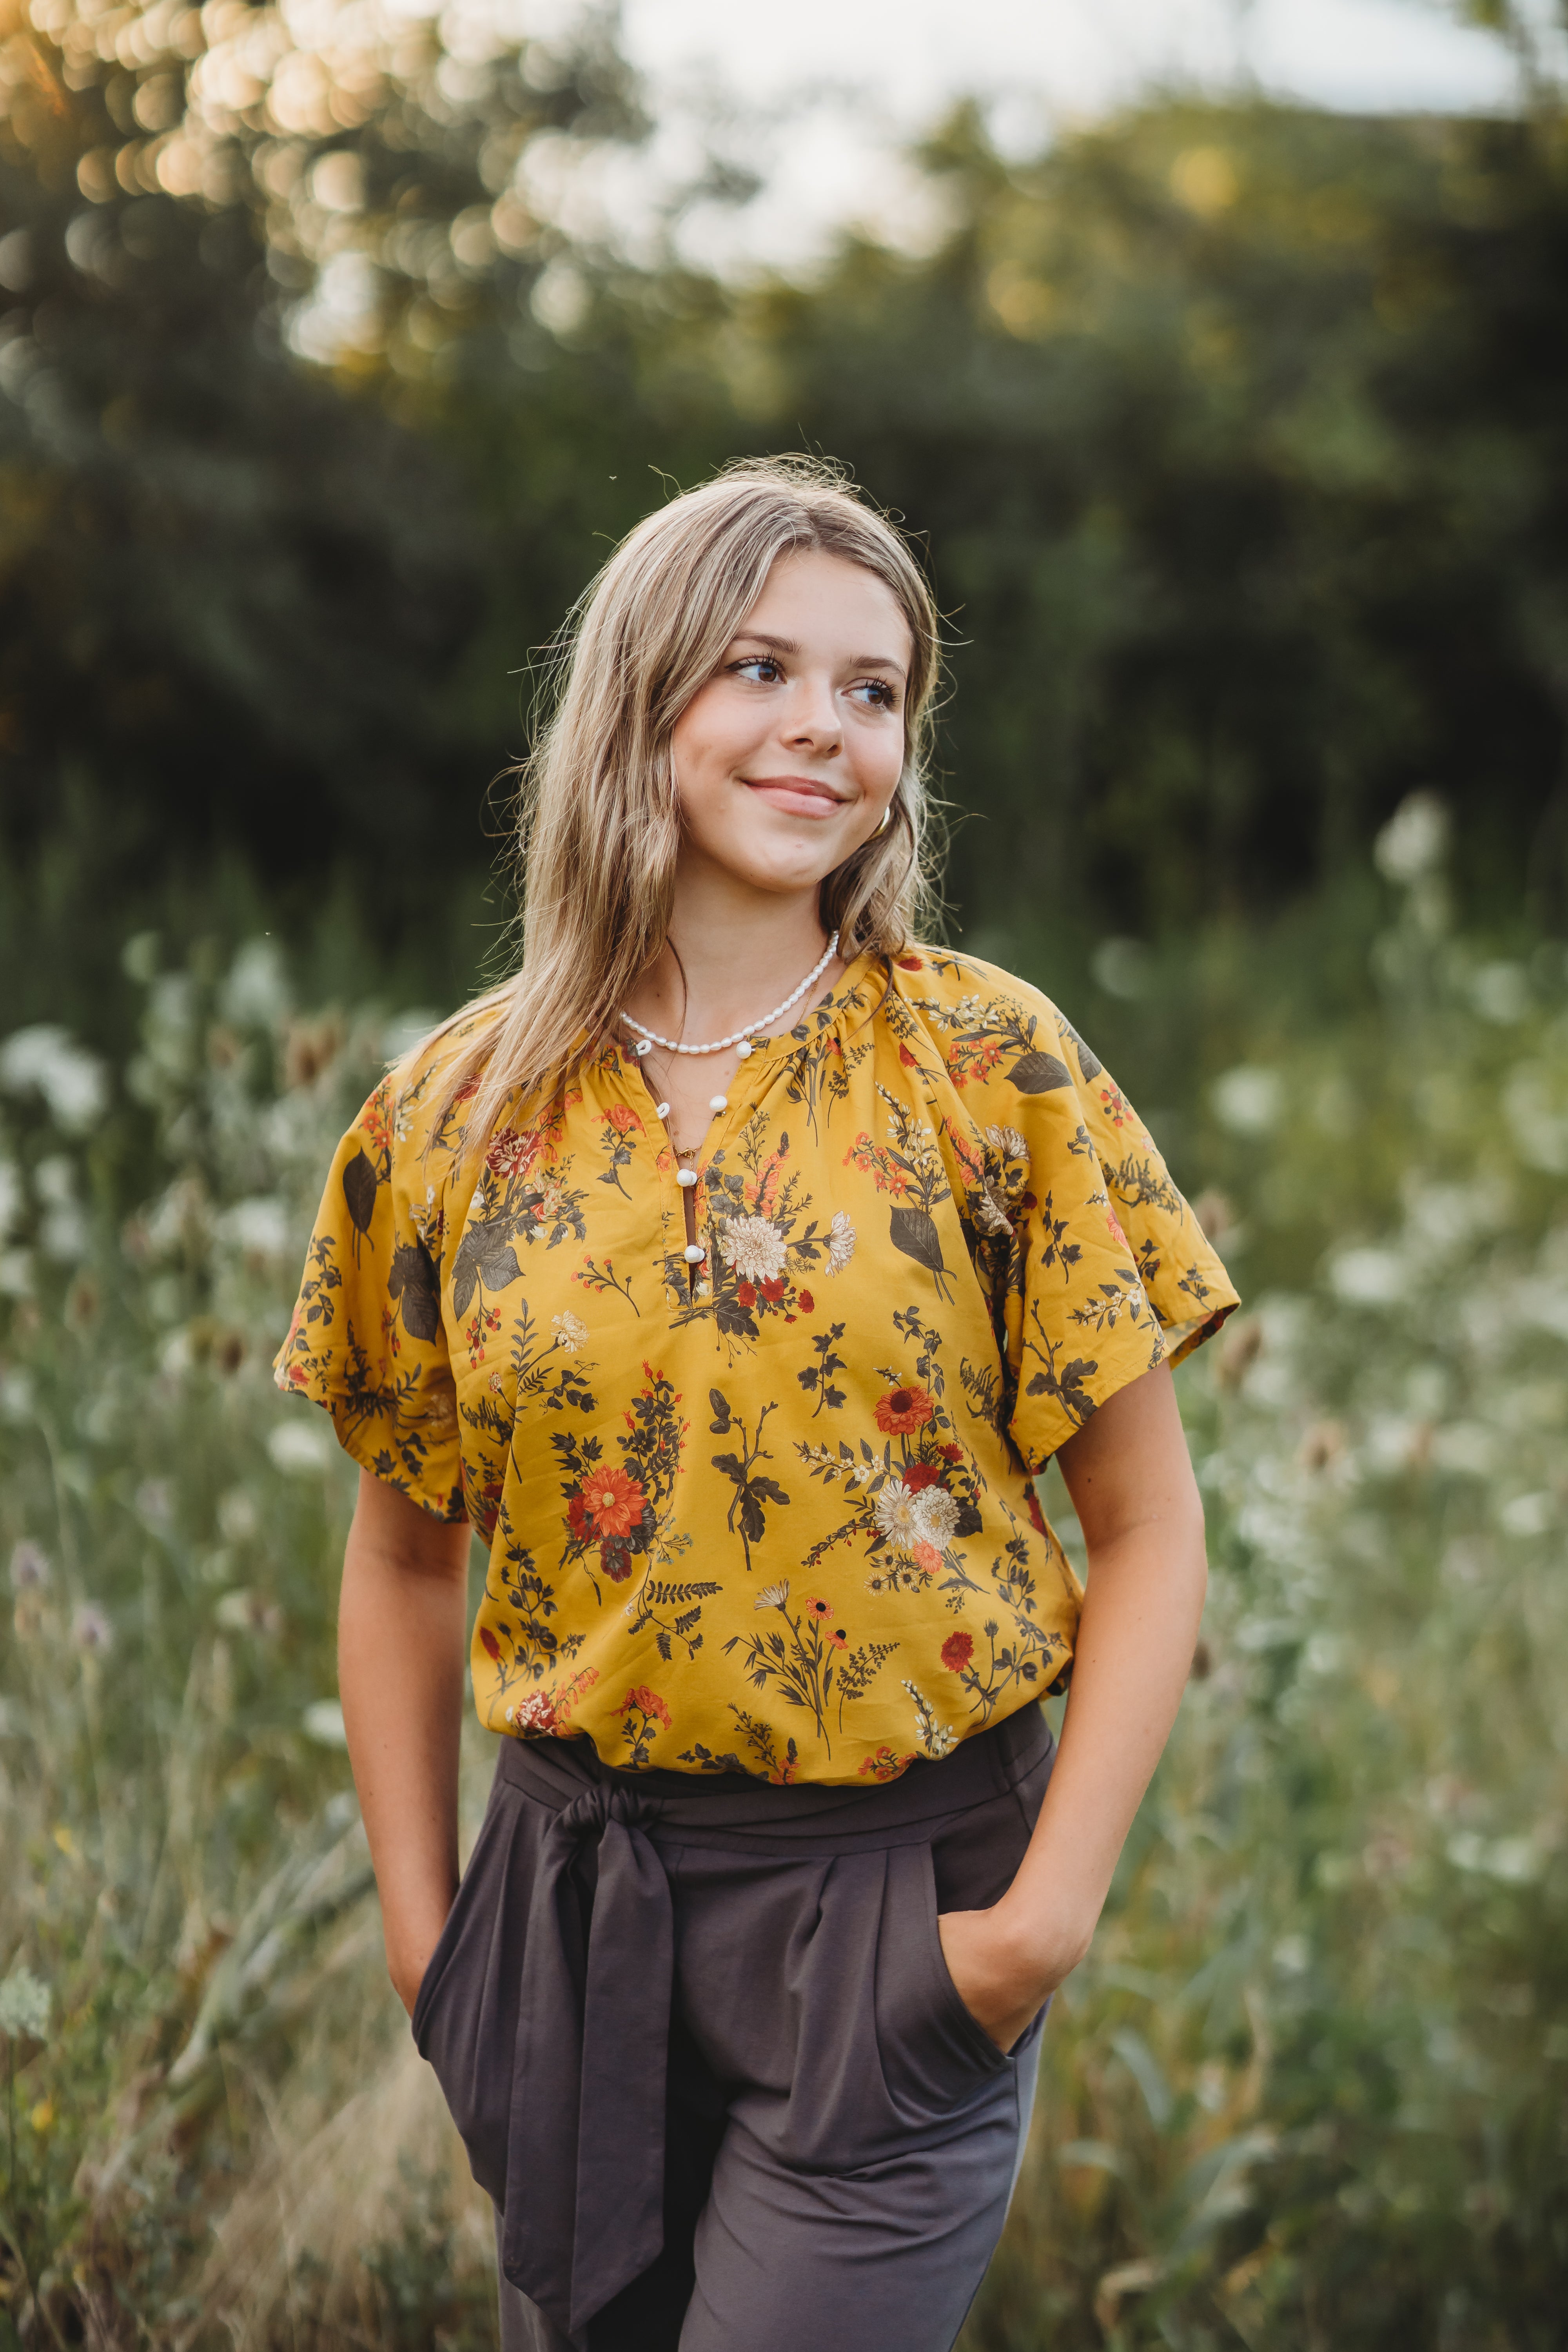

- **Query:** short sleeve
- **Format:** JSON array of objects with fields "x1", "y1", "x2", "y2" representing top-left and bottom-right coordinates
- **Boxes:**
[
  {"x1": 968, "y1": 993, "x2": 1239, "y2": 1471},
  {"x1": 273, "y1": 1071, "x2": 466, "y2": 1522}
]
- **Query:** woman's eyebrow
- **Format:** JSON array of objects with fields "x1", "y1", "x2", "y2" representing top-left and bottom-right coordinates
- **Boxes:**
[{"x1": 729, "y1": 630, "x2": 907, "y2": 679}]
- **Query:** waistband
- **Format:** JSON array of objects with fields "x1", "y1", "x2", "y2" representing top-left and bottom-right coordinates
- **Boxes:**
[
  {"x1": 495, "y1": 1696, "x2": 1052, "y2": 1852},
  {"x1": 492, "y1": 1705, "x2": 1052, "y2": 2341}
]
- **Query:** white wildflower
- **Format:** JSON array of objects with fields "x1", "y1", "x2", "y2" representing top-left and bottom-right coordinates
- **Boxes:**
[
  {"x1": 9, "y1": 1540, "x2": 49, "y2": 1592},
  {"x1": 0, "y1": 1963, "x2": 51, "y2": 2041},
  {"x1": 756, "y1": 1581, "x2": 790, "y2": 1611},
  {"x1": 911, "y1": 1485, "x2": 961, "y2": 1550},
  {"x1": 720, "y1": 1215, "x2": 788, "y2": 1284},
  {"x1": 874, "y1": 1479, "x2": 921, "y2": 1549},
  {"x1": 552, "y1": 1311, "x2": 589, "y2": 1354},
  {"x1": 71, "y1": 1603, "x2": 113, "y2": 1655},
  {"x1": 984, "y1": 1124, "x2": 1027, "y2": 1162},
  {"x1": 827, "y1": 1210, "x2": 857, "y2": 1275}
]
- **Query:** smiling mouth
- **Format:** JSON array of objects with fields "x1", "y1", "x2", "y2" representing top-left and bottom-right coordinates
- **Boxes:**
[{"x1": 744, "y1": 776, "x2": 847, "y2": 809}]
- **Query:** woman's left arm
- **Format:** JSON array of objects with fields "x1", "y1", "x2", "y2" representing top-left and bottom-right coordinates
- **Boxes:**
[{"x1": 938, "y1": 1358, "x2": 1209, "y2": 2052}]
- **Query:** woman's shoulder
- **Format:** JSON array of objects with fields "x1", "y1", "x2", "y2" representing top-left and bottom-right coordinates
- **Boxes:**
[
  {"x1": 373, "y1": 997, "x2": 510, "y2": 1172},
  {"x1": 886, "y1": 945, "x2": 1102, "y2": 1097}
]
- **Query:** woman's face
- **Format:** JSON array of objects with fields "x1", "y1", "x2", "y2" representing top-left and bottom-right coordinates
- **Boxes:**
[{"x1": 670, "y1": 548, "x2": 911, "y2": 905}]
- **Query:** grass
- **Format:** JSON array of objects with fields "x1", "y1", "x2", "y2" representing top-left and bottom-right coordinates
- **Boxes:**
[{"x1": 2, "y1": 808, "x2": 1565, "y2": 2348}]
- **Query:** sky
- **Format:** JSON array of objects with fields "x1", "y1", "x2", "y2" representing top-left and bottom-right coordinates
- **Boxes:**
[{"x1": 612, "y1": 0, "x2": 1535, "y2": 268}]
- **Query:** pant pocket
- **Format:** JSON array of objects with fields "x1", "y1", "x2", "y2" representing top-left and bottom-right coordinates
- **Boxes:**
[
  {"x1": 412, "y1": 1776, "x2": 539, "y2": 2205},
  {"x1": 873, "y1": 1840, "x2": 1010, "y2": 2120}
]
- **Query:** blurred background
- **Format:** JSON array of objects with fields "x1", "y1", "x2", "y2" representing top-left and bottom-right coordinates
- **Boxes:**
[{"x1": 2, "y1": 2, "x2": 1567, "y2": 2345}]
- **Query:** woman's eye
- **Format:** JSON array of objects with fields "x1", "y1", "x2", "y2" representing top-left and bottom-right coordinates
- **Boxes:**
[
  {"x1": 733, "y1": 656, "x2": 782, "y2": 683},
  {"x1": 852, "y1": 679, "x2": 898, "y2": 710}
]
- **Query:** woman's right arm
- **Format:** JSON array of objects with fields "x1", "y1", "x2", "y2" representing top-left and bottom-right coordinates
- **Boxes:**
[{"x1": 339, "y1": 1467, "x2": 473, "y2": 2015}]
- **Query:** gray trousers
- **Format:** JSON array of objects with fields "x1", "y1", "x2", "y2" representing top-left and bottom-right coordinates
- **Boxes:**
[{"x1": 413, "y1": 1705, "x2": 1056, "y2": 2352}]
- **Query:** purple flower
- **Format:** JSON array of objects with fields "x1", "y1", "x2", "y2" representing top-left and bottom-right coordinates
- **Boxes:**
[
  {"x1": 9, "y1": 1541, "x2": 49, "y2": 1593},
  {"x1": 71, "y1": 1603, "x2": 112, "y2": 1655}
]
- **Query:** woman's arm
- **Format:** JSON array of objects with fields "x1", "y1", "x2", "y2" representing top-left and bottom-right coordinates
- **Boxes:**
[
  {"x1": 938, "y1": 1359, "x2": 1209, "y2": 2051},
  {"x1": 339, "y1": 1468, "x2": 473, "y2": 2015}
]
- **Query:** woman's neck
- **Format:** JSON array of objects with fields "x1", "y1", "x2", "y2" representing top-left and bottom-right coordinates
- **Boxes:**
[{"x1": 626, "y1": 876, "x2": 837, "y2": 1045}]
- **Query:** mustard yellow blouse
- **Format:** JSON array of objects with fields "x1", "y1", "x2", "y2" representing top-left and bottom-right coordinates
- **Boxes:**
[{"x1": 275, "y1": 948, "x2": 1237, "y2": 1784}]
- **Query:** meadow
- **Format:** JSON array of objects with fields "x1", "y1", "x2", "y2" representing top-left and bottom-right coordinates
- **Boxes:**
[{"x1": 2, "y1": 800, "x2": 1566, "y2": 2349}]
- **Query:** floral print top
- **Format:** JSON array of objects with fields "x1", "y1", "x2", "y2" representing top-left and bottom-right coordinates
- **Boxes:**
[{"x1": 275, "y1": 947, "x2": 1238, "y2": 1784}]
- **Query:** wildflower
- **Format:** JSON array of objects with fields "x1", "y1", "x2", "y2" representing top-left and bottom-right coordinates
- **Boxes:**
[
  {"x1": 720, "y1": 1215, "x2": 788, "y2": 1283},
  {"x1": 874, "y1": 1479, "x2": 921, "y2": 1548},
  {"x1": 552, "y1": 1311, "x2": 589, "y2": 1354},
  {"x1": 605, "y1": 1103, "x2": 641, "y2": 1133},
  {"x1": 508, "y1": 1690, "x2": 559, "y2": 1735},
  {"x1": 737, "y1": 1281, "x2": 757, "y2": 1308},
  {"x1": 911, "y1": 1485, "x2": 960, "y2": 1550},
  {"x1": 798, "y1": 1288, "x2": 815, "y2": 1312},
  {"x1": 760, "y1": 1277, "x2": 786, "y2": 1303},
  {"x1": 942, "y1": 1631, "x2": 975, "y2": 1673},
  {"x1": 875, "y1": 1384, "x2": 935, "y2": 1436},
  {"x1": 574, "y1": 1464, "x2": 646, "y2": 1539},
  {"x1": 479, "y1": 1626, "x2": 501, "y2": 1661},
  {"x1": 621, "y1": 1684, "x2": 671, "y2": 1729},
  {"x1": 1106, "y1": 1208, "x2": 1129, "y2": 1250},
  {"x1": 9, "y1": 1540, "x2": 48, "y2": 1593},
  {"x1": 803, "y1": 1595, "x2": 833, "y2": 1619},
  {"x1": 827, "y1": 1626, "x2": 848, "y2": 1651},
  {"x1": 486, "y1": 1127, "x2": 533, "y2": 1178},
  {"x1": 984, "y1": 1123, "x2": 1027, "y2": 1162},
  {"x1": 912, "y1": 1542, "x2": 942, "y2": 1575},
  {"x1": 71, "y1": 1603, "x2": 112, "y2": 1655},
  {"x1": 902, "y1": 1461, "x2": 943, "y2": 1492},
  {"x1": 826, "y1": 1210, "x2": 857, "y2": 1274},
  {"x1": 756, "y1": 1581, "x2": 790, "y2": 1611}
]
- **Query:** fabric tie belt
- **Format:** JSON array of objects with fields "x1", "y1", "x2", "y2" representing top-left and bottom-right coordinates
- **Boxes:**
[{"x1": 490, "y1": 1705, "x2": 1053, "y2": 2342}]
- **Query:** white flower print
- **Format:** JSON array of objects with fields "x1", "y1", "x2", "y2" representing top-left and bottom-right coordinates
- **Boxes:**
[
  {"x1": 874, "y1": 1478, "x2": 922, "y2": 1549},
  {"x1": 984, "y1": 1124, "x2": 1027, "y2": 1162},
  {"x1": 755, "y1": 1580, "x2": 791, "y2": 1611},
  {"x1": 720, "y1": 1214, "x2": 788, "y2": 1283},
  {"x1": 552, "y1": 1311, "x2": 589, "y2": 1354},
  {"x1": 827, "y1": 1209, "x2": 857, "y2": 1275},
  {"x1": 910, "y1": 1484, "x2": 960, "y2": 1550}
]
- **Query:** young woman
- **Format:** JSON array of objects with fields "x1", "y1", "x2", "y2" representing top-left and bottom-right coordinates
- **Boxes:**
[{"x1": 276, "y1": 457, "x2": 1238, "y2": 2352}]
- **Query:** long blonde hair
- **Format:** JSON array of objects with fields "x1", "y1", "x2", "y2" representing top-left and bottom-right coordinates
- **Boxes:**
[{"x1": 433, "y1": 454, "x2": 944, "y2": 1149}]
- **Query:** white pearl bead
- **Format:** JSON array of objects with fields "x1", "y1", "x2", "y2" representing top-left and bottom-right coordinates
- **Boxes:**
[
  {"x1": 677, "y1": 1168, "x2": 698, "y2": 1188},
  {"x1": 682, "y1": 1243, "x2": 705, "y2": 1263},
  {"x1": 736, "y1": 1040, "x2": 753, "y2": 1059},
  {"x1": 708, "y1": 1094, "x2": 727, "y2": 1112}
]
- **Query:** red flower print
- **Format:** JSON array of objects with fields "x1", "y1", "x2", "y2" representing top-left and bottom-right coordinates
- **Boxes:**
[
  {"x1": 875, "y1": 1384, "x2": 936, "y2": 1436},
  {"x1": 913, "y1": 1541, "x2": 941, "y2": 1575},
  {"x1": 804, "y1": 1595, "x2": 833, "y2": 1619},
  {"x1": 578, "y1": 1463, "x2": 646, "y2": 1539},
  {"x1": 827, "y1": 1626, "x2": 848, "y2": 1651},
  {"x1": 798, "y1": 1289, "x2": 814, "y2": 1313},
  {"x1": 601, "y1": 1546, "x2": 635, "y2": 1583},
  {"x1": 761, "y1": 1278, "x2": 786, "y2": 1303},
  {"x1": 896, "y1": 955, "x2": 923, "y2": 972},
  {"x1": 737, "y1": 1281, "x2": 757, "y2": 1309},
  {"x1": 903, "y1": 1461, "x2": 943, "y2": 1492},
  {"x1": 486, "y1": 1127, "x2": 534, "y2": 1178},
  {"x1": 1026, "y1": 1485, "x2": 1048, "y2": 1536},
  {"x1": 898, "y1": 1043, "x2": 919, "y2": 1067},
  {"x1": 621, "y1": 1684, "x2": 671, "y2": 1730},
  {"x1": 568, "y1": 1492, "x2": 589, "y2": 1539},
  {"x1": 1106, "y1": 1209, "x2": 1129, "y2": 1250},
  {"x1": 479, "y1": 1625, "x2": 501, "y2": 1661},
  {"x1": 942, "y1": 1631, "x2": 975, "y2": 1673},
  {"x1": 939, "y1": 1442, "x2": 964, "y2": 1465},
  {"x1": 1099, "y1": 1085, "x2": 1131, "y2": 1128},
  {"x1": 606, "y1": 1103, "x2": 641, "y2": 1133}
]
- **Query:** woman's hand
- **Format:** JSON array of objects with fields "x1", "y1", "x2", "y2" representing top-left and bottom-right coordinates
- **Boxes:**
[{"x1": 937, "y1": 1901, "x2": 1093, "y2": 2054}]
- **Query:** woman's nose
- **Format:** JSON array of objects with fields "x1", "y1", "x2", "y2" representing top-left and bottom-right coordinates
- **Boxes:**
[{"x1": 781, "y1": 675, "x2": 842, "y2": 752}]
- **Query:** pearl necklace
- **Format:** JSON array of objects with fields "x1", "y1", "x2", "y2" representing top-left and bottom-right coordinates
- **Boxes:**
[{"x1": 619, "y1": 932, "x2": 840, "y2": 1061}]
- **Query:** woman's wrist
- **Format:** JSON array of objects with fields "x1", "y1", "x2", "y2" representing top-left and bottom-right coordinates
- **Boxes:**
[{"x1": 990, "y1": 1884, "x2": 1098, "y2": 1992}]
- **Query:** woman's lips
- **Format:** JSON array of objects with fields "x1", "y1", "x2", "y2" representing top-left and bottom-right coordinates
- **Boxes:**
[{"x1": 744, "y1": 777, "x2": 846, "y2": 818}]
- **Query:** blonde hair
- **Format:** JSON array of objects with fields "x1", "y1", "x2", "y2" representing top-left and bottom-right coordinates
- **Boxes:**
[{"x1": 432, "y1": 454, "x2": 943, "y2": 1149}]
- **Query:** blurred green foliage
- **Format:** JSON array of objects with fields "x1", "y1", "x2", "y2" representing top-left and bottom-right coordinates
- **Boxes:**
[{"x1": 1, "y1": 1, "x2": 1566, "y2": 1019}]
